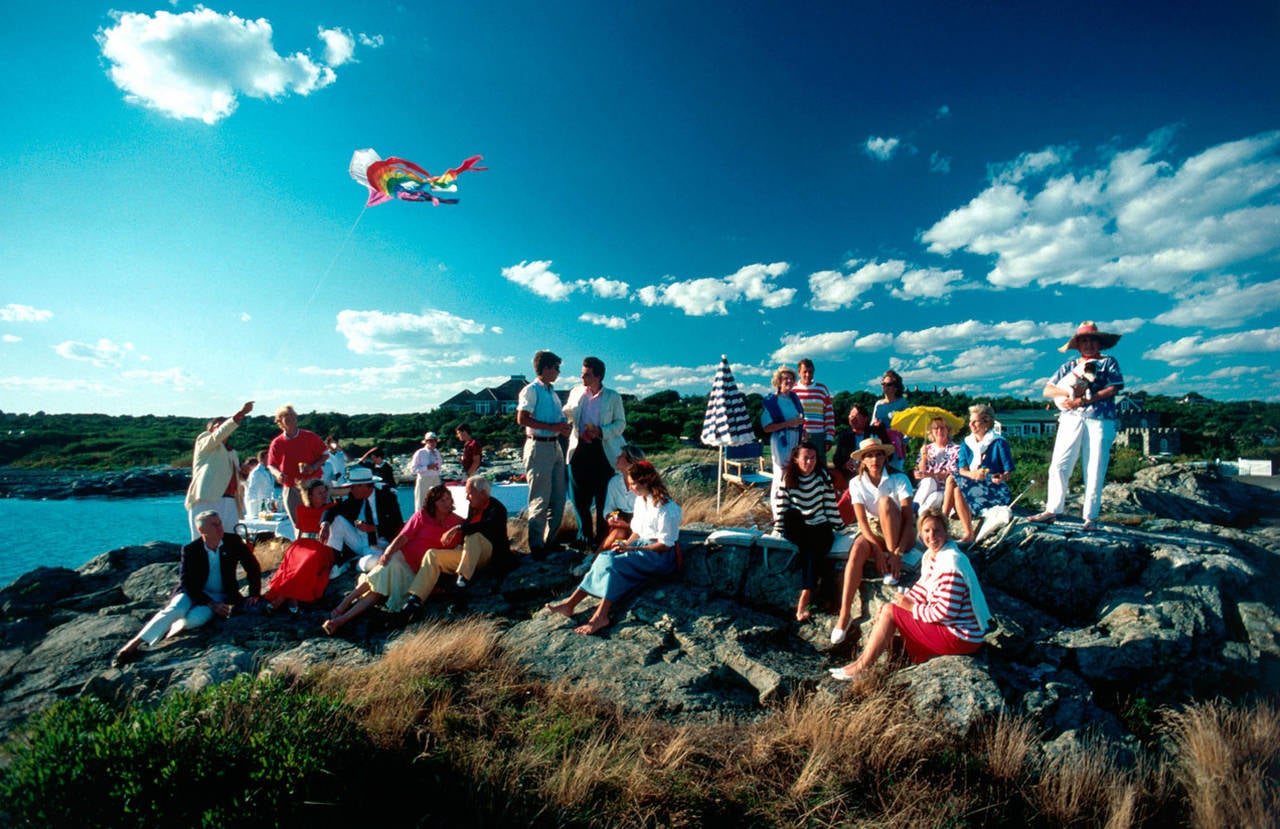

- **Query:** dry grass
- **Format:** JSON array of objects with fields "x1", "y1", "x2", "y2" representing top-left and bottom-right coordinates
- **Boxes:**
[
  {"x1": 982, "y1": 712, "x2": 1038, "y2": 782},
  {"x1": 1168, "y1": 699, "x2": 1280, "y2": 828},
  {"x1": 252, "y1": 536, "x2": 290, "y2": 571},
  {"x1": 678, "y1": 487, "x2": 770, "y2": 527},
  {"x1": 1034, "y1": 736, "x2": 1145, "y2": 828}
]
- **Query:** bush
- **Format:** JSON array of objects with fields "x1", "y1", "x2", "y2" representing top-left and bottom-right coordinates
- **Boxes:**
[{"x1": 0, "y1": 675, "x2": 370, "y2": 827}]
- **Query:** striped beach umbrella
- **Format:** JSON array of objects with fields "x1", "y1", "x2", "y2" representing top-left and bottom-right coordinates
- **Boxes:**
[{"x1": 701, "y1": 355, "x2": 756, "y2": 511}]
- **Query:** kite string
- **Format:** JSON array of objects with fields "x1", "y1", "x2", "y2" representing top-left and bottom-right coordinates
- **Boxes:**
[{"x1": 270, "y1": 204, "x2": 368, "y2": 366}]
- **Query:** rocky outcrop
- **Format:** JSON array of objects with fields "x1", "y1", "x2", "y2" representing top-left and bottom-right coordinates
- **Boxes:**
[
  {"x1": 0, "y1": 465, "x2": 191, "y2": 500},
  {"x1": 1, "y1": 464, "x2": 1278, "y2": 755}
]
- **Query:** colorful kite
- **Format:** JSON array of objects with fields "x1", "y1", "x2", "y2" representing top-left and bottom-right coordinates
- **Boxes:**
[{"x1": 348, "y1": 149, "x2": 486, "y2": 207}]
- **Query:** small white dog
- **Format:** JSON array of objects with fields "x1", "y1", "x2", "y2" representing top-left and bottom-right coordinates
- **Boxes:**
[{"x1": 1053, "y1": 358, "x2": 1098, "y2": 410}]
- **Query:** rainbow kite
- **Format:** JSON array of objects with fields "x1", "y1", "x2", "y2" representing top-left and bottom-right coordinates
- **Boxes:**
[{"x1": 348, "y1": 149, "x2": 486, "y2": 206}]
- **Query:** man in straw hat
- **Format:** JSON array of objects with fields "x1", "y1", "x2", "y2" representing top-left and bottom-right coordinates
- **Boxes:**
[
  {"x1": 1030, "y1": 321, "x2": 1124, "y2": 530},
  {"x1": 409, "y1": 431, "x2": 444, "y2": 512}
]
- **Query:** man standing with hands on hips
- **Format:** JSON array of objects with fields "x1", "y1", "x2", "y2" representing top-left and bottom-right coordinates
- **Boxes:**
[{"x1": 517, "y1": 350, "x2": 572, "y2": 560}]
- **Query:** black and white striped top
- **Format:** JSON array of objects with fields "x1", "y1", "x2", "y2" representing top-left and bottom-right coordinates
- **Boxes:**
[{"x1": 772, "y1": 472, "x2": 842, "y2": 533}]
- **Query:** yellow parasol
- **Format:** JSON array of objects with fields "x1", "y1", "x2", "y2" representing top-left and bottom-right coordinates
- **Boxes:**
[{"x1": 890, "y1": 406, "x2": 966, "y2": 439}]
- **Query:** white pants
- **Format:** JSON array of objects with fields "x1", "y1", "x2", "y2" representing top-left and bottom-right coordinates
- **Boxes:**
[
  {"x1": 913, "y1": 477, "x2": 944, "y2": 513},
  {"x1": 137, "y1": 592, "x2": 217, "y2": 645},
  {"x1": 327, "y1": 515, "x2": 378, "y2": 559},
  {"x1": 188, "y1": 496, "x2": 240, "y2": 541},
  {"x1": 413, "y1": 474, "x2": 441, "y2": 514},
  {"x1": 1045, "y1": 414, "x2": 1116, "y2": 521}
]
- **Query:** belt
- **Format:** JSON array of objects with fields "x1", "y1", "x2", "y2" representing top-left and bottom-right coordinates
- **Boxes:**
[
  {"x1": 528, "y1": 436, "x2": 559, "y2": 442},
  {"x1": 298, "y1": 532, "x2": 321, "y2": 540}
]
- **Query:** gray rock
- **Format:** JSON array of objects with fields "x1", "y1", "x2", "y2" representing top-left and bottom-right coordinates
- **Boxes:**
[
  {"x1": 891, "y1": 654, "x2": 1005, "y2": 739},
  {"x1": 1101, "y1": 463, "x2": 1280, "y2": 527}
]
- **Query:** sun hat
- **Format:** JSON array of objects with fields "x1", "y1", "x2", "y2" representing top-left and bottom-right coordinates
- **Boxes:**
[
  {"x1": 1060, "y1": 321, "x2": 1122, "y2": 353},
  {"x1": 342, "y1": 466, "x2": 376, "y2": 485},
  {"x1": 852, "y1": 436, "x2": 896, "y2": 460},
  {"x1": 422, "y1": 431, "x2": 438, "y2": 443}
]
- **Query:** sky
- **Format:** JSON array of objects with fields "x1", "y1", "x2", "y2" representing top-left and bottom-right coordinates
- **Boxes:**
[{"x1": 2, "y1": 1, "x2": 1279, "y2": 417}]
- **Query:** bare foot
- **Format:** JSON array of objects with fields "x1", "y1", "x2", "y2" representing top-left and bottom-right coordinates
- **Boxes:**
[
  {"x1": 959, "y1": 533, "x2": 977, "y2": 546},
  {"x1": 544, "y1": 601, "x2": 576, "y2": 619},
  {"x1": 574, "y1": 613, "x2": 610, "y2": 635}
]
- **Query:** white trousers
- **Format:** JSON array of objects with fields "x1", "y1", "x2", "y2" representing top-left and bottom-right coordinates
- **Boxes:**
[
  {"x1": 327, "y1": 515, "x2": 377, "y2": 558},
  {"x1": 413, "y1": 474, "x2": 442, "y2": 515},
  {"x1": 137, "y1": 592, "x2": 217, "y2": 645},
  {"x1": 913, "y1": 477, "x2": 944, "y2": 513},
  {"x1": 188, "y1": 496, "x2": 240, "y2": 541},
  {"x1": 1045, "y1": 414, "x2": 1116, "y2": 521}
]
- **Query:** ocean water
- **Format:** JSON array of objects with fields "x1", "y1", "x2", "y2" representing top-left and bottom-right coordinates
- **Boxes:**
[{"x1": 0, "y1": 484, "x2": 531, "y2": 588}]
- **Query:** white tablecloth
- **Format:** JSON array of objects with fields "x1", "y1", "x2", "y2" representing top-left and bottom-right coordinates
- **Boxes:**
[{"x1": 238, "y1": 514, "x2": 295, "y2": 541}]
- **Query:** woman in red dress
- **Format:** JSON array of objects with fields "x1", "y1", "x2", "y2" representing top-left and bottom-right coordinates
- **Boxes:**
[{"x1": 264, "y1": 479, "x2": 336, "y2": 611}]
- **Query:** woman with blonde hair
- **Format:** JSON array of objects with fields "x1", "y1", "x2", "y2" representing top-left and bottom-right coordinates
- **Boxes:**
[
  {"x1": 264, "y1": 478, "x2": 336, "y2": 612},
  {"x1": 760, "y1": 365, "x2": 805, "y2": 500},
  {"x1": 944, "y1": 404, "x2": 1014, "y2": 545},
  {"x1": 830, "y1": 506, "x2": 989, "y2": 680}
]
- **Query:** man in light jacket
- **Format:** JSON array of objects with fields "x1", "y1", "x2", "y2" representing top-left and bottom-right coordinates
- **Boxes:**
[
  {"x1": 562, "y1": 356, "x2": 627, "y2": 548},
  {"x1": 184, "y1": 401, "x2": 254, "y2": 540}
]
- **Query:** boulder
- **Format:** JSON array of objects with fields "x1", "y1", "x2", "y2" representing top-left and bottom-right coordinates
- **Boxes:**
[
  {"x1": 1101, "y1": 463, "x2": 1280, "y2": 527},
  {"x1": 891, "y1": 654, "x2": 1006, "y2": 739}
]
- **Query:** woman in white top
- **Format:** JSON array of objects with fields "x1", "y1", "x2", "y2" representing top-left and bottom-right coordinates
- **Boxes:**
[{"x1": 408, "y1": 432, "x2": 443, "y2": 512}]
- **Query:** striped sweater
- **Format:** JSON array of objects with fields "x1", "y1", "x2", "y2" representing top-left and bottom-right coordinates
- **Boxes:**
[
  {"x1": 793, "y1": 382, "x2": 835, "y2": 440},
  {"x1": 772, "y1": 472, "x2": 842, "y2": 533},
  {"x1": 903, "y1": 548, "x2": 986, "y2": 642}
]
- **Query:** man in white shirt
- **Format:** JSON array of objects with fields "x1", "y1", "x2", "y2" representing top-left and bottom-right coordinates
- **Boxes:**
[
  {"x1": 516, "y1": 350, "x2": 573, "y2": 559},
  {"x1": 563, "y1": 356, "x2": 627, "y2": 548}
]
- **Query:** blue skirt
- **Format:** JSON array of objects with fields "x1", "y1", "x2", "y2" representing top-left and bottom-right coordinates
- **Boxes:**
[
  {"x1": 953, "y1": 474, "x2": 1011, "y2": 513},
  {"x1": 579, "y1": 543, "x2": 676, "y2": 602}
]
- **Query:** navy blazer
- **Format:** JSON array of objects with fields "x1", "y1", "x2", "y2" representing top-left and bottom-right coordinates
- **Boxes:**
[{"x1": 176, "y1": 534, "x2": 262, "y2": 606}]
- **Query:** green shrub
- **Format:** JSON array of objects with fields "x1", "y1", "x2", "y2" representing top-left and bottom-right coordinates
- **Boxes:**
[{"x1": 0, "y1": 675, "x2": 369, "y2": 827}]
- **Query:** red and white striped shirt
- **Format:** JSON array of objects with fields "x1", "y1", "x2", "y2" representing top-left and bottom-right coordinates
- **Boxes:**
[
  {"x1": 904, "y1": 547, "x2": 985, "y2": 643},
  {"x1": 793, "y1": 382, "x2": 835, "y2": 440}
]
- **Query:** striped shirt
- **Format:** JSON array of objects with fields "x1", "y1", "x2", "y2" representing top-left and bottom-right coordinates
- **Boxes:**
[
  {"x1": 793, "y1": 382, "x2": 835, "y2": 440},
  {"x1": 904, "y1": 550, "x2": 985, "y2": 643},
  {"x1": 772, "y1": 472, "x2": 842, "y2": 533}
]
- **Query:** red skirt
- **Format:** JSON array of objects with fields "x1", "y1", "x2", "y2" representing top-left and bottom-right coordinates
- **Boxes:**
[
  {"x1": 267, "y1": 538, "x2": 334, "y2": 603},
  {"x1": 892, "y1": 604, "x2": 982, "y2": 664}
]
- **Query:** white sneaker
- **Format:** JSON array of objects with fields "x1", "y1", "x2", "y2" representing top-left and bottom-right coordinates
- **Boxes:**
[{"x1": 830, "y1": 626, "x2": 847, "y2": 645}]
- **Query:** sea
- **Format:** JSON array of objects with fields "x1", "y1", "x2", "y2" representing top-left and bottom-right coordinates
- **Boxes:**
[{"x1": 0, "y1": 484, "x2": 530, "y2": 588}]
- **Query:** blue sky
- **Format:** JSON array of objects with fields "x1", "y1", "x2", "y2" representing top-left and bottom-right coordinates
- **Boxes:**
[{"x1": 2, "y1": 1, "x2": 1278, "y2": 417}]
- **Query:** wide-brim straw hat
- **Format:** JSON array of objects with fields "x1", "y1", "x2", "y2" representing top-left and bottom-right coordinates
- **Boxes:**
[
  {"x1": 1060, "y1": 320, "x2": 1122, "y2": 352},
  {"x1": 852, "y1": 436, "x2": 896, "y2": 461}
]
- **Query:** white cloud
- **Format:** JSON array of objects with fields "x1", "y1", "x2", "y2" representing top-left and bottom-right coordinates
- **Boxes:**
[
  {"x1": 317, "y1": 27, "x2": 355, "y2": 66},
  {"x1": 888, "y1": 318, "x2": 1144, "y2": 355},
  {"x1": 501, "y1": 260, "x2": 575, "y2": 301},
  {"x1": 120, "y1": 368, "x2": 202, "y2": 391},
  {"x1": 358, "y1": 33, "x2": 384, "y2": 48},
  {"x1": 921, "y1": 131, "x2": 1280, "y2": 295},
  {"x1": 865, "y1": 136, "x2": 901, "y2": 161},
  {"x1": 0, "y1": 303, "x2": 52, "y2": 322},
  {"x1": 770, "y1": 330, "x2": 860, "y2": 364},
  {"x1": 891, "y1": 345, "x2": 1043, "y2": 389},
  {"x1": 890, "y1": 267, "x2": 965, "y2": 300},
  {"x1": 579, "y1": 312, "x2": 630, "y2": 330},
  {"x1": 2, "y1": 334, "x2": 20, "y2": 343},
  {"x1": 584, "y1": 276, "x2": 631, "y2": 299},
  {"x1": 334, "y1": 309, "x2": 486, "y2": 365},
  {"x1": 808, "y1": 260, "x2": 905, "y2": 311},
  {"x1": 1143, "y1": 326, "x2": 1280, "y2": 367},
  {"x1": 239, "y1": 312, "x2": 252, "y2": 323},
  {"x1": 854, "y1": 332, "x2": 894, "y2": 350},
  {"x1": 95, "y1": 8, "x2": 362, "y2": 124},
  {"x1": 54, "y1": 338, "x2": 134, "y2": 367},
  {"x1": 637, "y1": 263, "x2": 794, "y2": 316},
  {"x1": 1153, "y1": 278, "x2": 1280, "y2": 328}
]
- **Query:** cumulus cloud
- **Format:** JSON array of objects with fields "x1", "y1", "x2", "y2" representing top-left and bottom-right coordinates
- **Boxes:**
[
  {"x1": 95, "y1": 8, "x2": 376, "y2": 124},
  {"x1": 890, "y1": 267, "x2": 965, "y2": 300},
  {"x1": 2, "y1": 335, "x2": 20, "y2": 343},
  {"x1": 0, "y1": 303, "x2": 52, "y2": 322},
  {"x1": 54, "y1": 338, "x2": 134, "y2": 367},
  {"x1": 317, "y1": 27, "x2": 355, "y2": 66},
  {"x1": 809, "y1": 260, "x2": 967, "y2": 308},
  {"x1": 637, "y1": 263, "x2": 795, "y2": 316},
  {"x1": 884, "y1": 318, "x2": 1144, "y2": 355},
  {"x1": 501, "y1": 260, "x2": 576, "y2": 301},
  {"x1": 334, "y1": 309, "x2": 486, "y2": 367},
  {"x1": 1143, "y1": 326, "x2": 1280, "y2": 367},
  {"x1": 584, "y1": 277, "x2": 631, "y2": 299},
  {"x1": 770, "y1": 330, "x2": 860, "y2": 364},
  {"x1": 890, "y1": 345, "x2": 1043, "y2": 390},
  {"x1": 1153, "y1": 277, "x2": 1280, "y2": 328},
  {"x1": 120, "y1": 368, "x2": 202, "y2": 391},
  {"x1": 579, "y1": 312, "x2": 634, "y2": 330},
  {"x1": 922, "y1": 130, "x2": 1280, "y2": 295},
  {"x1": 865, "y1": 136, "x2": 901, "y2": 161}
]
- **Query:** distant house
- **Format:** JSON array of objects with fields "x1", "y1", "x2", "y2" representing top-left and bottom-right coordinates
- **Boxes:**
[
  {"x1": 438, "y1": 375, "x2": 569, "y2": 416},
  {"x1": 994, "y1": 409, "x2": 1059, "y2": 438}
]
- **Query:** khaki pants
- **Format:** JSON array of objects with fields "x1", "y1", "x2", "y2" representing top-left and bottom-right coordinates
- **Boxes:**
[{"x1": 408, "y1": 533, "x2": 493, "y2": 600}]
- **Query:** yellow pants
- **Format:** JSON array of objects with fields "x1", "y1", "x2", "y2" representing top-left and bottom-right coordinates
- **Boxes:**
[{"x1": 408, "y1": 533, "x2": 493, "y2": 600}]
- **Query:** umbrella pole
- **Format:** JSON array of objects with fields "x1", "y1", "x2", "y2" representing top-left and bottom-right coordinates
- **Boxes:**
[{"x1": 717, "y1": 446, "x2": 724, "y2": 512}]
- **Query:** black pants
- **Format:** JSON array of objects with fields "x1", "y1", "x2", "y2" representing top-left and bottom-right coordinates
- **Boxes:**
[
  {"x1": 570, "y1": 440, "x2": 613, "y2": 546},
  {"x1": 782, "y1": 509, "x2": 835, "y2": 593}
]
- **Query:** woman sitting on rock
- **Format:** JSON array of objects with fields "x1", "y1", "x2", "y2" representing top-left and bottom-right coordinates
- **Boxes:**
[
  {"x1": 912, "y1": 416, "x2": 960, "y2": 514},
  {"x1": 830, "y1": 506, "x2": 990, "y2": 680},
  {"x1": 264, "y1": 479, "x2": 337, "y2": 612},
  {"x1": 831, "y1": 436, "x2": 915, "y2": 646},
  {"x1": 574, "y1": 444, "x2": 646, "y2": 577},
  {"x1": 945, "y1": 404, "x2": 1014, "y2": 546},
  {"x1": 322, "y1": 484, "x2": 462, "y2": 635},
  {"x1": 545, "y1": 461, "x2": 681, "y2": 635},
  {"x1": 772, "y1": 439, "x2": 842, "y2": 623}
]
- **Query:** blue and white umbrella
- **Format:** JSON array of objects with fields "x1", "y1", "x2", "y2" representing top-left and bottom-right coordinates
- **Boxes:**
[{"x1": 701, "y1": 355, "x2": 756, "y2": 510}]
